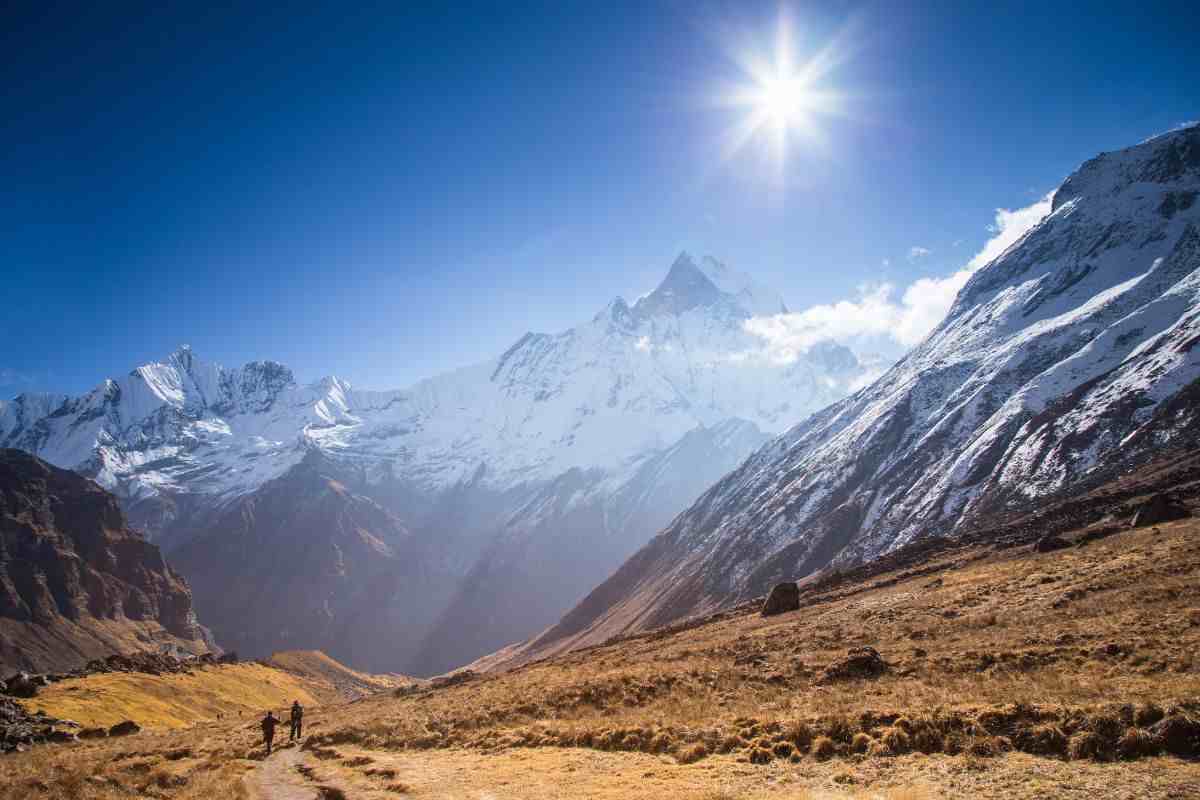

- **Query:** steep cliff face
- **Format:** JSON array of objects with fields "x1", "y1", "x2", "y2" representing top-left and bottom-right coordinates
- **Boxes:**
[
  {"x1": 522, "y1": 124, "x2": 1200, "y2": 657},
  {"x1": 0, "y1": 449, "x2": 205, "y2": 672}
]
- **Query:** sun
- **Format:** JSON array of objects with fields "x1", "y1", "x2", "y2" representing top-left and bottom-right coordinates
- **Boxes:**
[
  {"x1": 757, "y1": 75, "x2": 817, "y2": 127},
  {"x1": 713, "y1": 10, "x2": 853, "y2": 169}
]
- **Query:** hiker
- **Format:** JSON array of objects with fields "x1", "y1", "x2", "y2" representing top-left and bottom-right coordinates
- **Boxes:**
[
  {"x1": 289, "y1": 700, "x2": 304, "y2": 741},
  {"x1": 261, "y1": 711, "x2": 279, "y2": 755}
]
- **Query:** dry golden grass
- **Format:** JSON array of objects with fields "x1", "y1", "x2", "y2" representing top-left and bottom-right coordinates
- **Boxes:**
[
  {"x1": 15, "y1": 662, "x2": 328, "y2": 729},
  {"x1": 290, "y1": 518, "x2": 1200, "y2": 796},
  {"x1": 266, "y1": 650, "x2": 411, "y2": 698},
  {"x1": 0, "y1": 722, "x2": 260, "y2": 800},
  {"x1": 2, "y1": 517, "x2": 1198, "y2": 798}
]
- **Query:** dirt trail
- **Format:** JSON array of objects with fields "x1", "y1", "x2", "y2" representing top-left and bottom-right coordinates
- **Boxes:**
[{"x1": 242, "y1": 745, "x2": 318, "y2": 800}]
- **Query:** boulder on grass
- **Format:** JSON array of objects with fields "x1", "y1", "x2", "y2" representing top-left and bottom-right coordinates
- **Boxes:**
[
  {"x1": 761, "y1": 582, "x2": 800, "y2": 617},
  {"x1": 108, "y1": 720, "x2": 141, "y2": 737},
  {"x1": 5, "y1": 672, "x2": 40, "y2": 698},
  {"x1": 1151, "y1": 715, "x2": 1200, "y2": 756}
]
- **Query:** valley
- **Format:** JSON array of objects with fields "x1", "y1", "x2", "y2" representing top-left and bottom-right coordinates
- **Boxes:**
[
  {"x1": 4, "y1": 5, "x2": 1196, "y2": 797},
  {"x1": 0, "y1": 257, "x2": 869, "y2": 676},
  {"x1": 1, "y1": 453, "x2": 1197, "y2": 797}
]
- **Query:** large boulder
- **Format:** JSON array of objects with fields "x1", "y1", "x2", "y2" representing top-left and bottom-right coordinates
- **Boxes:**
[
  {"x1": 1130, "y1": 494, "x2": 1189, "y2": 528},
  {"x1": 5, "y1": 672, "x2": 40, "y2": 698},
  {"x1": 761, "y1": 582, "x2": 800, "y2": 617},
  {"x1": 108, "y1": 720, "x2": 141, "y2": 737},
  {"x1": 1151, "y1": 714, "x2": 1200, "y2": 756}
]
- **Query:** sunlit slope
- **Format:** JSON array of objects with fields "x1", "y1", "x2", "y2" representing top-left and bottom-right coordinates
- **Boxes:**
[
  {"x1": 16, "y1": 650, "x2": 405, "y2": 730},
  {"x1": 265, "y1": 649, "x2": 410, "y2": 697}
]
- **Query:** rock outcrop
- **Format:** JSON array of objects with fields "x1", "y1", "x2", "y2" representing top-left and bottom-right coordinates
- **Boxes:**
[
  {"x1": 0, "y1": 449, "x2": 206, "y2": 672},
  {"x1": 1130, "y1": 494, "x2": 1189, "y2": 528},
  {"x1": 1, "y1": 696, "x2": 79, "y2": 753},
  {"x1": 760, "y1": 582, "x2": 800, "y2": 616}
]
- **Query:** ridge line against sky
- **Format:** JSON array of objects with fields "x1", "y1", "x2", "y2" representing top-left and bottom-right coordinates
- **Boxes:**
[
  {"x1": 1, "y1": 2, "x2": 1196, "y2": 396},
  {"x1": 5, "y1": 189, "x2": 1052, "y2": 399}
]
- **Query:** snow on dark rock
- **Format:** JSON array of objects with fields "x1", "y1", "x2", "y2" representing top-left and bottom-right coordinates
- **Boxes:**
[{"x1": 531, "y1": 124, "x2": 1200, "y2": 651}]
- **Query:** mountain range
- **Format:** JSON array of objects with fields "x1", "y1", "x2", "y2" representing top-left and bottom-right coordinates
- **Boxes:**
[
  {"x1": 505, "y1": 123, "x2": 1200, "y2": 663},
  {"x1": 0, "y1": 255, "x2": 874, "y2": 673}
]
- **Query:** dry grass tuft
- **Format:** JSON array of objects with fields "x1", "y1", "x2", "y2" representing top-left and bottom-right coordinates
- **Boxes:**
[
  {"x1": 676, "y1": 742, "x2": 709, "y2": 764},
  {"x1": 809, "y1": 736, "x2": 836, "y2": 760}
]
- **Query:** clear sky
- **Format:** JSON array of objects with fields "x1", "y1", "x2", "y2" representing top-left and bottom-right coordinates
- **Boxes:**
[{"x1": 2, "y1": 1, "x2": 1196, "y2": 396}]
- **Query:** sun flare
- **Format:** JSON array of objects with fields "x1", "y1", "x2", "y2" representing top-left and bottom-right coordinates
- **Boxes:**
[{"x1": 714, "y1": 11, "x2": 853, "y2": 169}]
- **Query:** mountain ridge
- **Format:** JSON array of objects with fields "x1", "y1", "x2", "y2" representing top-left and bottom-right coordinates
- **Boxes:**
[{"x1": 508, "y1": 123, "x2": 1200, "y2": 662}]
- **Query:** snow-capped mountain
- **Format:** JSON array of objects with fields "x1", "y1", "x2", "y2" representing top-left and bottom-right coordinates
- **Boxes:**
[
  {"x1": 0, "y1": 254, "x2": 873, "y2": 672},
  {"x1": 519, "y1": 124, "x2": 1200, "y2": 657}
]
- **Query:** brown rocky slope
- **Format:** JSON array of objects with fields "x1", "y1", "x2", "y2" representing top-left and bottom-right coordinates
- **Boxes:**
[
  {"x1": 0, "y1": 449, "x2": 206, "y2": 673},
  {"x1": 170, "y1": 452, "x2": 450, "y2": 672}
]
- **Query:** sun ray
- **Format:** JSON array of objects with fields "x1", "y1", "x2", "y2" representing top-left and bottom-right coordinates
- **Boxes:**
[{"x1": 712, "y1": 9, "x2": 855, "y2": 174}]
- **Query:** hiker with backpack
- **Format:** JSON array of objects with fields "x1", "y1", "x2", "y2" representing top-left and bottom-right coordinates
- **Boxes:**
[
  {"x1": 290, "y1": 700, "x2": 304, "y2": 741},
  {"x1": 261, "y1": 710, "x2": 279, "y2": 755}
]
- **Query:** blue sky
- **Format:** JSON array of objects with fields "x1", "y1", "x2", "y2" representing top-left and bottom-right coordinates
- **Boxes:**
[{"x1": 2, "y1": 1, "x2": 1196, "y2": 396}]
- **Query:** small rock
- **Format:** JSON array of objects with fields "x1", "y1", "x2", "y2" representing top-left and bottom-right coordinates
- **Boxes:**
[
  {"x1": 818, "y1": 647, "x2": 888, "y2": 683},
  {"x1": 429, "y1": 670, "x2": 477, "y2": 690},
  {"x1": 1034, "y1": 534, "x2": 1070, "y2": 553},
  {"x1": 760, "y1": 582, "x2": 801, "y2": 616},
  {"x1": 78, "y1": 727, "x2": 109, "y2": 740}
]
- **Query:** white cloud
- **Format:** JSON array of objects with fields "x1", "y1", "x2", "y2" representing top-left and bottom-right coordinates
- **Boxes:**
[
  {"x1": 746, "y1": 193, "x2": 1053, "y2": 364},
  {"x1": 907, "y1": 246, "x2": 931, "y2": 262},
  {"x1": 881, "y1": 258, "x2": 890, "y2": 267}
]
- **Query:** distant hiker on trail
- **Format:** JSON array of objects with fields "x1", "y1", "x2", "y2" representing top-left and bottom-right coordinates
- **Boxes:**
[
  {"x1": 261, "y1": 711, "x2": 279, "y2": 755},
  {"x1": 290, "y1": 700, "x2": 304, "y2": 741}
]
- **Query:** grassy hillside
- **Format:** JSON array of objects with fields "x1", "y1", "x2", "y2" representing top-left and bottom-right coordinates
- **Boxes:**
[
  {"x1": 2, "y1": 495, "x2": 1198, "y2": 798},
  {"x1": 265, "y1": 649, "x2": 410, "y2": 698},
  {"x1": 14, "y1": 650, "x2": 406, "y2": 730},
  {"x1": 16, "y1": 662, "x2": 326, "y2": 729}
]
